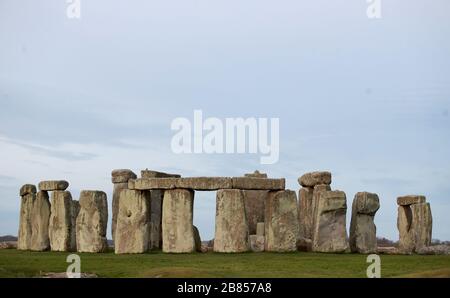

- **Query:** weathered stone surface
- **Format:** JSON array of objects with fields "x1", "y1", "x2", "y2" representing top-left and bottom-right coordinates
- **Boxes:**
[
  {"x1": 298, "y1": 187, "x2": 314, "y2": 240},
  {"x1": 49, "y1": 191, "x2": 73, "y2": 252},
  {"x1": 38, "y1": 180, "x2": 69, "y2": 191},
  {"x1": 244, "y1": 170, "x2": 268, "y2": 178},
  {"x1": 20, "y1": 184, "x2": 36, "y2": 196},
  {"x1": 249, "y1": 235, "x2": 265, "y2": 252},
  {"x1": 312, "y1": 190, "x2": 348, "y2": 253},
  {"x1": 162, "y1": 189, "x2": 195, "y2": 253},
  {"x1": 397, "y1": 198, "x2": 433, "y2": 254},
  {"x1": 141, "y1": 169, "x2": 181, "y2": 178},
  {"x1": 17, "y1": 191, "x2": 35, "y2": 250},
  {"x1": 135, "y1": 178, "x2": 177, "y2": 189},
  {"x1": 298, "y1": 171, "x2": 331, "y2": 187},
  {"x1": 397, "y1": 195, "x2": 426, "y2": 206},
  {"x1": 111, "y1": 169, "x2": 137, "y2": 183},
  {"x1": 111, "y1": 182, "x2": 129, "y2": 242},
  {"x1": 76, "y1": 191, "x2": 108, "y2": 253},
  {"x1": 311, "y1": 184, "x2": 331, "y2": 242},
  {"x1": 243, "y1": 190, "x2": 268, "y2": 235},
  {"x1": 416, "y1": 245, "x2": 450, "y2": 255},
  {"x1": 193, "y1": 226, "x2": 202, "y2": 252},
  {"x1": 30, "y1": 191, "x2": 51, "y2": 251},
  {"x1": 178, "y1": 177, "x2": 232, "y2": 190},
  {"x1": 377, "y1": 246, "x2": 399, "y2": 255},
  {"x1": 149, "y1": 190, "x2": 163, "y2": 249},
  {"x1": 214, "y1": 189, "x2": 249, "y2": 252},
  {"x1": 265, "y1": 190, "x2": 299, "y2": 252},
  {"x1": 232, "y1": 177, "x2": 285, "y2": 190},
  {"x1": 115, "y1": 189, "x2": 151, "y2": 254},
  {"x1": 70, "y1": 200, "x2": 80, "y2": 252},
  {"x1": 350, "y1": 192, "x2": 380, "y2": 254},
  {"x1": 128, "y1": 179, "x2": 136, "y2": 189},
  {"x1": 256, "y1": 222, "x2": 265, "y2": 236}
]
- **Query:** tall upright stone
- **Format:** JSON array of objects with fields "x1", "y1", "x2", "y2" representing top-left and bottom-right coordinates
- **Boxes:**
[
  {"x1": 70, "y1": 200, "x2": 80, "y2": 251},
  {"x1": 17, "y1": 184, "x2": 36, "y2": 250},
  {"x1": 397, "y1": 195, "x2": 432, "y2": 254},
  {"x1": 298, "y1": 186, "x2": 313, "y2": 241},
  {"x1": 115, "y1": 189, "x2": 151, "y2": 254},
  {"x1": 242, "y1": 171, "x2": 268, "y2": 235},
  {"x1": 30, "y1": 191, "x2": 51, "y2": 251},
  {"x1": 49, "y1": 191, "x2": 73, "y2": 252},
  {"x1": 111, "y1": 169, "x2": 137, "y2": 242},
  {"x1": 265, "y1": 190, "x2": 299, "y2": 252},
  {"x1": 76, "y1": 191, "x2": 108, "y2": 253},
  {"x1": 162, "y1": 189, "x2": 195, "y2": 253},
  {"x1": 349, "y1": 192, "x2": 380, "y2": 254},
  {"x1": 214, "y1": 189, "x2": 249, "y2": 252},
  {"x1": 312, "y1": 190, "x2": 348, "y2": 253}
]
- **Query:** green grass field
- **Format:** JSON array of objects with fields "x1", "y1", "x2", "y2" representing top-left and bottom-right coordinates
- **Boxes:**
[{"x1": 0, "y1": 249, "x2": 449, "y2": 278}]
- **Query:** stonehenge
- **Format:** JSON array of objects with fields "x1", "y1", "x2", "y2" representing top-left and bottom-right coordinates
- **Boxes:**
[
  {"x1": 350, "y1": 192, "x2": 380, "y2": 254},
  {"x1": 16, "y1": 169, "x2": 435, "y2": 256},
  {"x1": 397, "y1": 195, "x2": 432, "y2": 254}
]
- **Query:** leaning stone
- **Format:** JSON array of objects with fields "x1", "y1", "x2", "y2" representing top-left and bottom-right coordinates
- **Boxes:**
[
  {"x1": 243, "y1": 190, "x2": 268, "y2": 235},
  {"x1": 111, "y1": 169, "x2": 137, "y2": 183},
  {"x1": 162, "y1": 189, "x2": 195, "y2": 253},
  {"x1": 298, "y1": 186, "x2": 314, "y2": 240},
  {"x1": 17, "y1": 189, "x2": 35, "y2": 250},
  {"x1": 76, "y1": 191, "x2": 108, "y2": 253},
  {"x1": 193, "y1": 226, "x2": 202, "y2": 252},
  {"x1": 397, "y1": 195, "x2": 426, "y2": 206},
  {"x1": 149, "y1": 190, "x2": 164, "y2": 249},
  {"x1": 141, "y1": 169, "x2": 181, "y2": 178},
  {"x1": 115, "y1": 189, "x2": 151, "y2": 254},
  {"x1": 231, "y1": 177, "x2": 285, "y2": 190},
  {"x1": 111, "y1": 182, "x2": 129, "y2": 242},
  {"x1": 49, "y1": 191, "x2": 73, "y2": 252},
  {"x1": 265, "y1": 190, "x2": 299, "y2": 252},
  {"x1": 249, "y1": 235, "x2": 265, "y2": 252},
  {"x1": 298, "y1": 171, "x2": 332, "y2": 187},
  {"x1": 349, "y1": 192, "x2": 380, "y2": 254},
  {"x1": 256, "y1": 222, "x2": 265, "y2": 236},
  {"x1": 38, "y1": 180, "x2": 69, "y2": 191},
  {"x1": 312, "y1": 190, "x2": 348, "y2": 253},
  {"x1": 244, "y1": 170, "x2": 268, "y2": 178},
  {"x1": 214, "y1": 189, "x2": 249, "y2": 252},
  {"x1": 70, "y1": 200, "x2": 80, "y2": 251},
  {"x1": 30, "y1": 191, "x2": 51, "y2": 251},
  {"x1": 20, "y1": 184, "x2": 36, "y2": 196}
]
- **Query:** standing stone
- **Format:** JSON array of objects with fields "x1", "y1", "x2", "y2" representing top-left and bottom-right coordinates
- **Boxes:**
[
  {"x1": 214, "y1": 189, "x2": 249, "y2": 252},
  {"x1": 311, "y1": 184, "x2": 331, "y2": 241},
  {"x1": 30, "y1": 191, "x2": 51, "y2": 251},
  {"x1": 397, "y1": 196, "x2": 432, "y2": 254},
  {"x1": 149, "y1": 190, "x2": 164, "y2": 249},
  {"x1": 162, "y1": 189, "x2": 195, "y2": 253},
  {"x1": 349, "y1": 192, "x2": 380, "y2": 254},
  {"x1": 193, "y1": 226, "x2": 202, "y2": 252},
  {"x1": 70, "y1": 200, "x2": 80, "y2": 251},
  {"x1": 115, "y1": 189, "x2": 151, "y2": 254},
  {"x1": 17, "y1": 184, "x2": 36, "y2": 250},
  {"x1": 49, "y1": 191, "x2": 73, "y2": 252},
  {"x1": 312, "y1": 190, "x2": 348, "y2": 253},
  {"x1": 265, "y1": 190, "x2": 299, "y2": 252},
  {"x1": 76, "y1": 191, "x2": 108, "y2": 253},
  {"x1": 298, "y1": 186, "x2": 314, "y2": 241},
  {"x1": 111, "y1": 169, "x2": 136, "y2": 242}
]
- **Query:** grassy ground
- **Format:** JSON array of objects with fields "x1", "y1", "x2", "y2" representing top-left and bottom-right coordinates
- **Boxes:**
[{"x1": 0, "y1": 249, "x2": 449, "y2": 278}]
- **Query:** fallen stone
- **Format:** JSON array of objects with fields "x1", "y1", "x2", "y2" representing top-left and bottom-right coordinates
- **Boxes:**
[
  {"x1": 350, "y1": 192, "x2": 380, "y2": 254},
  {"x1": 232, "y1": 177, "x2": 285, "y2": 190},
  {"x1": 17, "y1": 188, "x2": 35, "y2": 250},
  {"x1": 244, "y1": 170, "x2": 268, "y2": 178},
  {"x1": 256, "y1": 222, "x2": 265, "y2": 236},
  {"x1": 141, "y1": 169, "x2": 181, "y2": 178},
  {"x1": 416, "y1": 245, "x2": 450, "y2": 255},
  {"x1": 193, "y1": 226, "x2": 202, "y2": 252},
  {"x1": 111, "y1": 181, "x2": 129, "y2": 241},
  {"x1": 49, "y1": 191, "x2": 73, "y2": 252},
  {"x1": 265, "y1": 190, "x2": 299, "y2": 252},
  {"x1": 243, "y1": 190, "x2": 268, "y2": 235},
  {"x1": 20, "y1": 184, "x2": 36, "y2": 196},
  {"x1": 115, "y1": 189, "x2": 151, "y2": 254},
  {"x1": 76, "y1": 191, "x2": 108, "y2": 253},
  {"x1": 30, "y1": 191, "x2": 51, "y2": 251},
  {"x1": 397, "y1": 195, "x2": 426, "y2": 206},
  {"x1": 162, "y1": 189, "x2": 195, "y2": 253},
  {"x1": 214, "y1": 189, "x2": 249, "y2": 252},
  {"x1": 111, "y1": 169, "x2": 137, "y2": 183},
  {"x1": 0, "y1": 241, "x2": 17, "y2": 249},
  {"x1": 38, "y1": 180, "x2": 69, "y2": 191},
  {"x1": 298, "y1": 171, "x2": 332, "y2": 187},
  {"x1": 249, "y1": 235, "x2": 265, "y2": 252},
  {"x1": 377, "y1": 246, "x2": 398, "y2": 255},
  {"x1": 312, "y1": 190, "x2": 348, "y2": 253}
]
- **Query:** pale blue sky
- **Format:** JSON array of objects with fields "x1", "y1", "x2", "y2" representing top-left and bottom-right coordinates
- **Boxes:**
[{"x1": 0, "y1": 0, "x2": 449, "y2": 241}]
